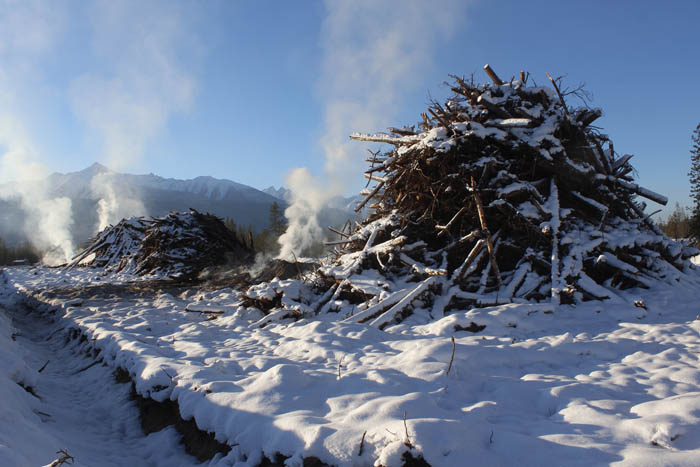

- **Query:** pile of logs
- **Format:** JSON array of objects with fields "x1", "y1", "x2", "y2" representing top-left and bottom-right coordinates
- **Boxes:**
[
  {"x1": 243, "y1": 65, "x2": 698, "y2": 328},
  {"x1": 67, "y1": 209, "x2": 252, "y2": 278}
]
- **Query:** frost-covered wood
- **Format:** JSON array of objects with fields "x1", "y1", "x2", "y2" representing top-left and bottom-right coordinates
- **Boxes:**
[
  {"x1": 66, "y1": 209, "x2": 252, "y2": 278},
  {"x1": 241, "y1": 66, "x2": 699, "y2": 328}
]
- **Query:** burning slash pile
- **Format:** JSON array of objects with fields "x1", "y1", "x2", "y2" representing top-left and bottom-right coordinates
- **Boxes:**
[
  {"x1": 68, "y1": 209, "x2": 252, "y2": 278},
  {"x1": 243, "y1": 66, "x2": 698, "y2": 328}
]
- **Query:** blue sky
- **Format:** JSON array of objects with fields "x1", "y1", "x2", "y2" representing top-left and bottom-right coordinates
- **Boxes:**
[{"x1": 1, "y1": 0, "x2": 698, "y2": 217}]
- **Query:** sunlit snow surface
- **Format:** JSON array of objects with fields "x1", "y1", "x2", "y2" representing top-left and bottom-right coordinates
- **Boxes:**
[{"x1": 3, "y1": 266, "x2": 700, "y2": 466}]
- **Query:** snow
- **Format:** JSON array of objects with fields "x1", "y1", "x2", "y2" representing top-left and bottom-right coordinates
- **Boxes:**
[
  {"x1": 0, "y1": 269, "x2": 200, "y2": 467},
  {"x1": 3, "y1": 265, "x2": 700, "y2": 466}
]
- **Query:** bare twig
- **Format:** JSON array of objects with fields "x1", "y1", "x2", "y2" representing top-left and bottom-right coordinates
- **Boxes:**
[
  {"x1": 328, "y1": 226, "x2": 350, "y2": 238},
  {"x1": 355, "y1": 181, "x2": 385, "y2": 212},
  {"x1": 436, "y1": 206, "x2": 467, "y2": 236},
  {"x1": 428, "y1": 108, "x2": 454, "y2": 135},
  {"x1": 403, "y1": 410, "x2": 413, "y2": 448},
  {"x1": 445, "y1": 336, "x2": 456, "y2": 377},
  {"x1": 49, "y1": 449, "x2": 75, "y2": 466},
  {"x1": 358, "y1": 430, "x2": 367, "y2": 456},
  {"x1": 471, "y1": 177, "x2": 502, "y2": 285},
  {"x1": 545, "y1": 72, "x2": 569, "y2": 116},
  {"x1": 337, "y1": 355, "x2": 345, "y2": 380},
  {"x1": 38, "y1": 360, "x2": 50, "y2": 373},
  {"x1": 290, "y1": 250, "x2": 304, "y2": 281},
  {"x1": 73, "y1": 360, "x2": 100, "y2": 375}
]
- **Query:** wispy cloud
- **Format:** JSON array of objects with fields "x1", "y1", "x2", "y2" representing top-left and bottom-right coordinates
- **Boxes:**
[{"x1": 70, "y1": 0, "x2": 199, "y2": 230}]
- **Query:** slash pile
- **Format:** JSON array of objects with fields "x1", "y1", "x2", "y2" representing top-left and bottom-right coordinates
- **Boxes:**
[
  {"x1": 68, "y1": 217, "x2": 149, "y2": 270},
  {"x1": 243, "y1": 66, "x2": 698, "y2": 328},
  {"x1": 68, "y1": 209, "x2": 252, "y2": 278}
]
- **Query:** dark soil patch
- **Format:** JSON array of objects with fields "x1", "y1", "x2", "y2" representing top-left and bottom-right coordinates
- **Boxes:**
[
  {"x1": 131, "y1": 385, "x2": 232, "y2": 462},
  {"x1": 454, "y1": 322, "x2": 486, "y2": 333}
]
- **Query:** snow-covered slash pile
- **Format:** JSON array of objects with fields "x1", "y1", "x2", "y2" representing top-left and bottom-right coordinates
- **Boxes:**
[
  {"x1": 250, "y1": 69, "x2": 697, "y2": 330},
  {"x1": 4, "y1": 264, "x2": 700, "y2": 466},
  {"x1": 67, "y1": 209, "x2": 252, "y2": 278}
]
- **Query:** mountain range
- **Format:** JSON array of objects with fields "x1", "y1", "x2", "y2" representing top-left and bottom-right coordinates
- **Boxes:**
[{"x1": 0, "y1": 163, "x2": 364, "y2": 247}]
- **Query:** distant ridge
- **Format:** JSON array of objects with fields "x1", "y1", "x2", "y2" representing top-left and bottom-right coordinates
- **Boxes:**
[
  {"x1": 0, "y1": 163, "x2": 285, "y2": 246},
  {"x1": 0, "y1": 163, "x2": 369, "y2": 247}
]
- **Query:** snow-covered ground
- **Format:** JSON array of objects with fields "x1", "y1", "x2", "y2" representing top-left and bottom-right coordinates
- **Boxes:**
[
  {"x1": 3, "y1": 265, "x2": 700, "y2": 466},
  {"x1": 0, "y1": 269, "x2": 200, "y2": 467}
]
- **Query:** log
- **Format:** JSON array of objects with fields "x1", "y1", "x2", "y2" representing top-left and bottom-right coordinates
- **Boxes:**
[
  {"x1": 185, "y1": 304, "x2": 226, "y2": 315},
  {"x1": 483, "y1": 64, "x2": 503, "y2": 85},
  {"x1": 349, "y1": 133, "x2": 421, "y2": 145},
  {"x1": 576, "y1": 108, "x2": 602, "y2": 127},
  {"x1": 369, "y1": 277, "x2": 437, "y2": 327},
  {"x1": 596, "y1": 175, "x2": 668, "y2": 205}
]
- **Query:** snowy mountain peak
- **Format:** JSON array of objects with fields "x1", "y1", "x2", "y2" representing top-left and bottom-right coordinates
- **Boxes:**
[
  {"x1": 80, "y1": 162, "x2": 112, "y2": 177},
  {"x1": 262, "y1": 186, "x2": 292, "y2": 201}
]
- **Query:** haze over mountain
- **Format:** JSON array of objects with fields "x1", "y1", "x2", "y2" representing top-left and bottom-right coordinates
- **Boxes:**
[
  {"x1": 0, "y1": 163, "x2": 367, "y2": 249},
  {"x1": 0, "y1": 163, "x2": 285, "y2": 246}
]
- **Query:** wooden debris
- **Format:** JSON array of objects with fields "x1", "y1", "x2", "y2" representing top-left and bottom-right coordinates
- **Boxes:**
[
  {"x1": 66, "y1": 209, "x2": 252, "y2": 278},
  {"x1": 244, "y1": 65, "x2": 698, "y2": 329}
]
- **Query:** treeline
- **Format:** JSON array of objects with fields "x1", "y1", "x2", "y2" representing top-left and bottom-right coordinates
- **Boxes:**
[
  {"x1": 657, "y1": 203, "x2": 691, "y2": 240},
  {"x1": 225, "y1": 201, "x2": 328, "y2": 257},
  {"x1": 0, "y1": 237, "x2": 40, "y2": 265},
  {"x1": 224, "y1": 202, "x2": 289, "y2": 256}
]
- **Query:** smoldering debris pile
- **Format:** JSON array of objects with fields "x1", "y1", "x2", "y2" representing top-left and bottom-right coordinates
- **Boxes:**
[
  {"x1": 242, "y1": 65, "x2": 698, "y2": 328},
  {"x1": 69, "y1": 217, "x2": 149, "y2": 270},
  {"x1": 68, "y1": 209, "x2": 252, "y2": 278}
]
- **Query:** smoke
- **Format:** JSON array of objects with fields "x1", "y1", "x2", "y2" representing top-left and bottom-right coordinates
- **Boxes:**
[
  {"x1": 0, "y1": 0, "x2": 197, "y2": 261},
  {"x1": 70, "y1": 0, "x2": 197, "y2": 231},
  {"x1": 277, "y1": 168, "x2": 327, "y2": 260},
  {"x1": 91, "y1": 172, "x2": 146, "y2": 232},
  {"x1": 277, "y1": 0, "x2": 468, "y2": 259},
  {"x1": 0, "y1": 0, "x2": 74, "y2": 265},
  {"x1": 0, "y1": 121, "x2": 75, "y2": 265}
]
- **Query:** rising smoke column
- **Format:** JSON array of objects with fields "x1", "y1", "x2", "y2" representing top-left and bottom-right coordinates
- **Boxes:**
[
  {"x1": 0, "y1": 1, "x2": 75, "y2": 265},
  {"x1": 277, "y1": 0, "x2": 469, "y2": 260},
  {"x1": 70, "y1": 0, "x2": 197, "y2": 232},
  {"x1": 0, "y1": 125, "x2": 75, "y2": 265}
]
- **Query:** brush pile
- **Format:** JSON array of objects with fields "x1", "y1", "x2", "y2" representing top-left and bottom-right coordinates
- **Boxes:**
[
  {"x1": 69, "y1": 217, "x2": 149, "y2": 270},
  {"x1": 68, "y1": 209, "x2": 252, "y2": 278},
  {"x1": 243, "y1": 66, "x2": 698, "y2": 328}
]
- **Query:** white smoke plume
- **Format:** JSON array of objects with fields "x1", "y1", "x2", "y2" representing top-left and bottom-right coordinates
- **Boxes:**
[
  {"x1": 0, "y1": 1, "x2": 74, "y2": 265},
  {"x1": 277, "y1": 168, "x2": 327, "y2": 260},
  {"x1": 277, "y1": 0, "x2": 468, "y2": 259},
  {"x1": 91, "y1": 172, "x2": 147, "y2": 232},
  {"x1": 0, "y1": 126, "x2": 75, "y2": 265},
  {"x1": 70, "y1": 0, "x2": 197, "y2": 232}
]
